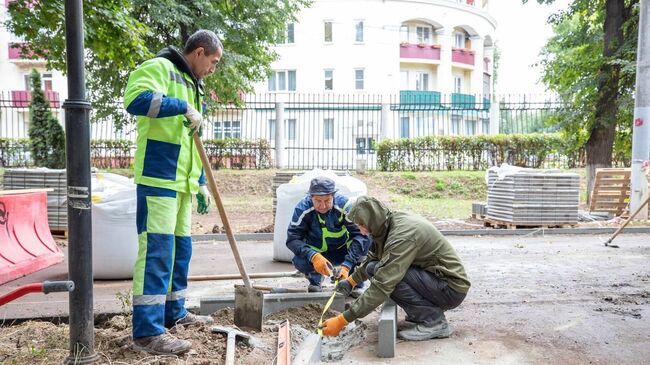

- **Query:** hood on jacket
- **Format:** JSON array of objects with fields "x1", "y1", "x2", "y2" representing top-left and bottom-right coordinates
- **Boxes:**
[
  {"x1": 348, "y1": 196, "x2": 390, "y2": 243},
  {"x1": 155, "y1": 46, "x2": 200, "y2": 87}
]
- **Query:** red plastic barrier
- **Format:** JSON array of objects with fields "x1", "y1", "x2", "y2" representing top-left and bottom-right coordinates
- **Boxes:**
[{"x1": 0, "y1": 191, "x2": 64, "y2": 285}]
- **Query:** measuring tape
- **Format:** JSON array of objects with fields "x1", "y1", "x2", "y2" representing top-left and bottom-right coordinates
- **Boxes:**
[{"x1": 317, "y1": 279, "x2": 339, "y2": 336}]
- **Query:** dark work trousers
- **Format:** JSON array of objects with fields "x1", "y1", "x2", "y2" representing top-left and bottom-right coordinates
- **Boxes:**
[
  {"x1": 366, "y1": 261, "x2": 466, "y2": 326},
  {"x1": 292, "y1": 247, "x2": 364, "y2": 288}
]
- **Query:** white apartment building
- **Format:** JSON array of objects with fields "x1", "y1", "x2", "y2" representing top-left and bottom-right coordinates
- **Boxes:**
[
  {"x1": 257, "y1": 0, "x2": 495, "y2": 97},
  {"x1": 229, "y1": 0, "x2": 498, "y2": 168},
  {"x1": 0, "y1": 2, "x2": 67, "y2": 138}
]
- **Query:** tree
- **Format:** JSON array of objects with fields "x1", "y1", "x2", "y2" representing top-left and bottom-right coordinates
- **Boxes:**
[
  {"x1": 28, "y1": 69, "x2": 66, "y2": 169},
  {"x1": 6, "y1": 0, "x2": 310, "y2": 129},
  {"x1": 527, "y1": 0, "x2": 638, "y2": 199}
]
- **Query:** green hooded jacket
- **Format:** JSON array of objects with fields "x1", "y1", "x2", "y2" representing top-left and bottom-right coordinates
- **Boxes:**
[{"x1": 343, "y1": 196, "x2": 470, "y2": 322}]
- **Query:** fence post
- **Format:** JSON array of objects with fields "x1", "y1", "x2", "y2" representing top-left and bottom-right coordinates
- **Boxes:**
[
  {"x1": 489, "y1": 98, "x2": 500, "y2": 135},
  {"x1": 380, "y1": 103, "x2": 390, "y2": 141},
  {"x1": 275, "y1": 102, "x2": 285, "y2": 169}
]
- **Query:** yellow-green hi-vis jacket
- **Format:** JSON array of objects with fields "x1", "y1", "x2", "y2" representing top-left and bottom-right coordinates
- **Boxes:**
[{"x1": 124, "y1": 46, "x2": 206, "y2": 194}]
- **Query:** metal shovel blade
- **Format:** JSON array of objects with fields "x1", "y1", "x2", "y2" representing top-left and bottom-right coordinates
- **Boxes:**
[{"x1": 234, "y1": 285, "x2": 264, "y2": 331}]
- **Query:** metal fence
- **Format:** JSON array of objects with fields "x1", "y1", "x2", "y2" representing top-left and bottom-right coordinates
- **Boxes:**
[
  {"x1": 498, "y1": 94, "x2": 565, "y2": 134},
  {"x1": 0, "y1": 92, "x2": 571, "y2": 170}
]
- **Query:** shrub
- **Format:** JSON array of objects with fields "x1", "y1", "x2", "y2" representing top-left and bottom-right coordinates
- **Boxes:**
[
  {"x1": 28, "y1": 69, "x2": 65, "y2": 168},
  {"x1": 376, "y1": 133, "x2": 579, "y2": 171}
]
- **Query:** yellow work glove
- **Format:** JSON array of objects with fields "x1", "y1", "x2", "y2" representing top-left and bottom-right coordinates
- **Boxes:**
[
  {"x1": 311, "y1": 253, "x2": 333, "y2": 277},
  {"x1": 320, "y1": 314, "x2": 348, "y2": 337}
]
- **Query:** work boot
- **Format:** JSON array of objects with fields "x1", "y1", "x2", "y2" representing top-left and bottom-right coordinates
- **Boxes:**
[
  {"x1": 133, "y1": 331, "x2": 192, "y2": 355},
  {"x1": 175, "y1": 312, "x2": 215, "y2": 326},
  {"x1": 308, "y1": 283, "x2": 322, "y2": 293},
  {"x1": 397, "y1": 319, "x2": 453, "y2": 341}
]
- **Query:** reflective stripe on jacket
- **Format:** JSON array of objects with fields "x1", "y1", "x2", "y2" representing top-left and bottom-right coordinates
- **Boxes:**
[{"x1": 124, "y1": 48, "x2": 204, "y2": 194}]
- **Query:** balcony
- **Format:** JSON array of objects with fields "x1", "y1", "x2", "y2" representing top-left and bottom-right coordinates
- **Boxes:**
[
  {"x1": 451, "y1": 48, "x2": 475, "y2": 66},
  {"x1": 11, "y1": 90, "x2": 60, "y2": 108},
  {"x1": 451, "y1": 93, "x2": 475, "y2": 108},
  {"x1": 399, "y1": 43, "x2": 441, "y2": 62},
  {"x1": 8, "y1": 42, "x2": 36, "y2": 60},
  {"x1": 395, "y1": 91, "x2": 442, "y2": 110}
]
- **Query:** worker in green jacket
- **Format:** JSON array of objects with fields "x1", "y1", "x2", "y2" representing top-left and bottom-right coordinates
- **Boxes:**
[
  {"x1": 320, "y1": 196, "x2": 470, "y2": 341},
  {"x1": 123, "y1": 29, "x2": 222, "y2": 355}
]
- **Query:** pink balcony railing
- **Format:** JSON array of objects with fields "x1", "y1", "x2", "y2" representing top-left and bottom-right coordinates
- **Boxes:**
[
  {"x1": 452, "y1": 48, "x2": 475, "y2": 65},
  {"x1": 11, "y1": 90, "x2": 61, "y2": 108},
  {"x1": 7, "y1": 42, "x2": 37, "y2": 60},
  {"x1": 399, "y1": 43, "x2": 441, "y2": 61}
]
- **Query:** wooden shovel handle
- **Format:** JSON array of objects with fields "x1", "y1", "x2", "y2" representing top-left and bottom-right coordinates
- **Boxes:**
[{"x1": 193, "y1": 133, "x2": 252, "y2": 288}]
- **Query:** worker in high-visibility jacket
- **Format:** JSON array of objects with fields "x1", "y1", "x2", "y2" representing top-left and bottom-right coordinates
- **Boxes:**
[
  {"x1": 286, "y1": 177, "x2": 371, "y2": 294},
  {"x1": 123, "y1": 29, "x2": 221, "y2": 356}
]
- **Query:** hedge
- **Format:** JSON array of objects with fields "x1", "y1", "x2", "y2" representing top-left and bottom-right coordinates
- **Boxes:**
[{"x1": 376, "y1": 133, "x2": 583, "y2": 171}]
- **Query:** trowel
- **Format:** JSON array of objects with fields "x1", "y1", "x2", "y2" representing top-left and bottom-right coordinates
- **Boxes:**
[{"x1": 192, "y1": 133, "x2": 264, "y2": 331}]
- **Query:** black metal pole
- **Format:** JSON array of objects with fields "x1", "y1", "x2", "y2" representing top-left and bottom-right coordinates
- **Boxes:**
[{"x1": 62, "y1": 0, "x2": 97, "y2": 364}]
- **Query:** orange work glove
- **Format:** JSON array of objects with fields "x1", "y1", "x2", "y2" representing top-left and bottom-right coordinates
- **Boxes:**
[
  {"x1": 311, "y1": 253, "x2": 333, "y2": 276},
  {"x1": 337, "y1": 266, "x2": 350, "y2": 280},
  {"x1": 320, "y1": 314, "x2": 348, "y2": 336}
]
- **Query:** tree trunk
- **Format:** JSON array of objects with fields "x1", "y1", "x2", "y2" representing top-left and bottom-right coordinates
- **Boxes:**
[{"x1": 585, "y1": 0, "x2": 626, "y2": 204}]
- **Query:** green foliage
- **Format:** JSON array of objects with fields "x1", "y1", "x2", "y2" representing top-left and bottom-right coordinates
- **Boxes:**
[
  {"x1": 203, "y1": 138, "x2": 272, "y2": 169},
  {"x1": 376, "y1": 134, "x2": 577, "y2": 171},
  {"x1": 0, "y1": 138, "x2": 31, "y2": 167},
  {"x1": 6, "y1": 0, "x2": 311, "y2": 129},
  {"x1": 28, "y1": 70, "x2": 66, "y2": 168},
  {"x1": 532, "y1": 0, "x2": 638, "y2": 164}
]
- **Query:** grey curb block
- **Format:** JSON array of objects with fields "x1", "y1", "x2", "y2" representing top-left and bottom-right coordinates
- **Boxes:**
[{"x1": 191, "y1": 227, "x2": 650, "y2": 242}]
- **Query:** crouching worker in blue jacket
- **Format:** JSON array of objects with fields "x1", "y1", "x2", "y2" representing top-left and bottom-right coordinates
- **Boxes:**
[{"x1": 286, "y1": 177, "x2": 371, "y2": 295}]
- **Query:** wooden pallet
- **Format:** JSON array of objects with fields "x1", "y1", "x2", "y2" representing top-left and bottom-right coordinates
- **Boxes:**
[
  {"x1": 484, "y1": 218, "x2": 576, "y2": 230},
  {"x1": 589, "y1": 168, "x2": 631, "y2": 216}
]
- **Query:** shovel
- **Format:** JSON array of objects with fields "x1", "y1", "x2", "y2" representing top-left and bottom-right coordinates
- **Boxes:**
[{"x1": 193, "y1": 133, "x2": 264, "y2": 330}]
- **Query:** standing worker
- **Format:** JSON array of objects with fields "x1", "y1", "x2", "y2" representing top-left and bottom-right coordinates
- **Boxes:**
[
  {"x1": 321, "y1": 196, "x2": 470, "y2": 341},
  {"x1": 286, "y1": 177, "x2": 371, "y2": 294},
  {"x1": 123, "y1": 29, "x2": 221, "y2": 355}
]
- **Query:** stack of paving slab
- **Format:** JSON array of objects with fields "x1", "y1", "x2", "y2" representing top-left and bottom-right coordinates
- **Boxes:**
[
  {"x1": 486, "y1": 169, "x2": 580, "y2": 226},
  {"x1": 2, "y1": 168, "x2": 67, "y2": 231}
]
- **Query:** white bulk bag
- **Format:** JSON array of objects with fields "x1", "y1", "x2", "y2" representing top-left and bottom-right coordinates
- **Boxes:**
[{"x1": 91, "y1": 173, "x2": 138, "y2": 279}]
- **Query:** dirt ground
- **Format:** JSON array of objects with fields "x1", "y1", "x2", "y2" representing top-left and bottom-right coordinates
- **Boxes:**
[
  {"x1": 1, "y1": 234, "x2": 649, "y2": 364},
  {"x1": 0, "y1": 304, "x2": 339, "y2": 365}
]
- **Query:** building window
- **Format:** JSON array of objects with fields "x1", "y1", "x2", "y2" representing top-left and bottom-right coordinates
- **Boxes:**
[
  {"x1": 268, "y1": 70, "x2": 297, "y2": 91},
  {"x1": 356, "y1": 137, "x2": 375, "y2": 155},
  {"x1": 324, "y1": 69, "x2": 334, "y2": 90},
  {"x1": 268, "y1": 119, "x2": 276, "y2": 140},
  {"x1": 453, "y1": 75, "x2": 462, "y2": 93},
  {"x1": 416, "y1": 26, "x2": 431, "y2": 45},
  {"x1": 214, "y1": 121, "x2": 241, "y2": 139},
  {"x1": 482, "y1": 118, "x2": 490, "y2": 134},
  {"x1": 451, "y1": 115, "x2": 461, "y2": 135},
  {"x1": 355, "y1": 20, "x2": 364, "y2": 42},
  {"x1": 415, "y1": 72, "x2": 429, "y2": 91},
  {"x1": 400, "y1": 25, "x2": 409, "y2": 43},
  {"x1": 465, "y1": 119, "x2": 477, "y2": 135},
  {"x1": 400, "y1": 116, "x2": 410, "y2": 138},
  {"x1": 24, "y1": 72, "x2": 53, "y2": 91},
  {"x1": 483, "y1": 73, "x2": 491, "y2": 96},
  {"x1": 324, "y1": 118, "x2": 334, "y2": 140},
  {"x1": 278, "y1": 23, "x2": 295, "y2": 44},
  {"x1": 287, "y1": 119, "x2": 296, "y2": 140},
  {"x1": 453, "y1": 32, "x2": 465, "y2": 48},
  {"x1": 324, "y1": 21, "x2": 333, "y2": 42},
  {"x1": 355, "y1": 69, "x2": 364, "y2": 90}
]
